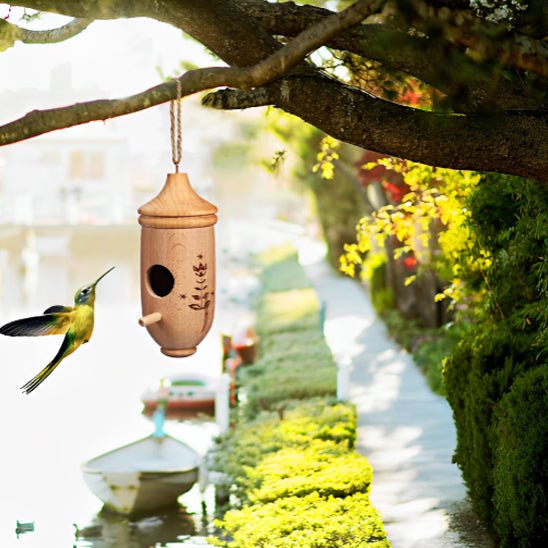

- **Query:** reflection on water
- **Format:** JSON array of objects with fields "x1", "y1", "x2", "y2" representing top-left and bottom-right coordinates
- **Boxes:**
[
  {"x1": 0, "y1": 225, "x2": 141, "y2": 313},
  {"x1": 74, "y1": 505, "x2": 197, "y2": 548}
]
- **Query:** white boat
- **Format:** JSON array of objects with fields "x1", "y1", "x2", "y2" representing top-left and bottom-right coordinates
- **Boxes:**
[
  {"x1": 81, "y1": 434, "x2": 200, "y2": 516},
  {"x1": 141, "y1": 374, "x2": 216, "y2": 417}
]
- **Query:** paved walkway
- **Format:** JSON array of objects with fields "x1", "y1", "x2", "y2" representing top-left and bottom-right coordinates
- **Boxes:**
[{"x1": 303, "y1": 257, "x2": 489, "y2": 548}]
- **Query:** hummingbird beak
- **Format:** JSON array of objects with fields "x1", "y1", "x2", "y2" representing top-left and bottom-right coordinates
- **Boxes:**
[{"x1": 93, "y1": 266, "x2": 115, "y2": 287}]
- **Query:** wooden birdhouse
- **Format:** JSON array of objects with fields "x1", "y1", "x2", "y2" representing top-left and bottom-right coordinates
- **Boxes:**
[{"x1": 138, "y1": 172, "x2": 217, "y2": 357}]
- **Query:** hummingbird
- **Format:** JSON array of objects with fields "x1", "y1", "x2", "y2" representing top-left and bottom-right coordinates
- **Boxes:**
[{"x1": 0, "y1": 267, "x2": 114, "y2": 394}]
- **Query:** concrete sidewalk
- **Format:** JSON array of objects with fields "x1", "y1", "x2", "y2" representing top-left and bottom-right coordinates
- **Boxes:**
[{"x1": 303, "y1": 258, "x2": 490, "y2": 548}]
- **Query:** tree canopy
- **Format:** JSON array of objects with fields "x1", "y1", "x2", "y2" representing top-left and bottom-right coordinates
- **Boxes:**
[{"x1": 1, "y1": 0, "x2": 547, "y2": 183}]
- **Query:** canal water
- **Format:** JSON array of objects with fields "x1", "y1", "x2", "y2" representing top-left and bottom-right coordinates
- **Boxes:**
[{"x1": 0, "y1": 223, "x2": 274, "y2": 547}]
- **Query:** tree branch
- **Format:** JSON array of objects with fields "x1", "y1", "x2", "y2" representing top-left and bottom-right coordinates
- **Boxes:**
[
  {"x1": 0, "y1": 0, "x2": 376, "y2": 145},
  {"x1": 239, "y1": 0, "x2": 544, "y2": 112},
  {"x1": 0, "y1": 16, "x2": 91, "y2": 51},
  {"x1": 205, "y1": 75, "x2": 548, "y2": 184},
  {"x1": 6, "y1": 1, "x2": 142, "y2": 19},
  {"x1": 19, "y1": 17, "x2": 92, "y2": 43}
]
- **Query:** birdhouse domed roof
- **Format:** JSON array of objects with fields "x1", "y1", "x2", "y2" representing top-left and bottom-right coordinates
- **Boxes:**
[{"x1": 138, "y1": 172, "x2": 217, "y2": 228}]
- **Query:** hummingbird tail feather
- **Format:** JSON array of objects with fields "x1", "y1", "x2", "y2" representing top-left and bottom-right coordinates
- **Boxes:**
[
  {"x1": 21, "y1": 333, "x2": 74, "y2": 394},
  {"x1": 20, "y1": 362, "x2": 60, "y2": 394}
]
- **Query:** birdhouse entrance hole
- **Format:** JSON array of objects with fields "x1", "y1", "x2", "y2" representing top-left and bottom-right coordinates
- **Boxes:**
[{"x1": 147, "y1": 264, "x2": 175, "y2": 297}]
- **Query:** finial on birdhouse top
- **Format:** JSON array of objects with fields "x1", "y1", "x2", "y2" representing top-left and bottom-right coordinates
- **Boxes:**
[{"x1": 138, "y1": 173, "x2": 217, "y2": 229}]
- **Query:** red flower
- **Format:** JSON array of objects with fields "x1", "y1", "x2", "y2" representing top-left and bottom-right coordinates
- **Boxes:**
[{"x1": 403, "y1": 255, "x2": 418, "y2": 271}]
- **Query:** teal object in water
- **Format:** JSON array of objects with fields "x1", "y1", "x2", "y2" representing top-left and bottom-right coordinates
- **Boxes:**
[
  {"x1": 16, "y1": 520, "x2": 35, "y2": 538},
  {"x1": 152, "y1": 405, "x2": 166, "y2": 437}
]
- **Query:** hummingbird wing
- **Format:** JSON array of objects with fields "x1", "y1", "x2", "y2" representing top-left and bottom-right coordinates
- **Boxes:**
[
  {"x1": 0, "y1": 310, "x2": 73, "y2": 337},
  {"x1": 43, "y1": 305, "x2": 72, "y2": 314},
  {"x1": 20, "y1": 331, "x2": 76, "y2": 394}
]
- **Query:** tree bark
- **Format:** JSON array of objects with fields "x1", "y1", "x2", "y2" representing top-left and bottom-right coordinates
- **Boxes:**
[
  {"x1": 0, "y1": 17, "x2": 91, "y2": 50},
  {"x1": 208, "y1": 76, "x2": 548, "y2": 183}
]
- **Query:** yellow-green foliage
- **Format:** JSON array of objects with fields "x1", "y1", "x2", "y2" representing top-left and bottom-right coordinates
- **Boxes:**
[
  {"x1": 211, "y1": 399, "x2": 359, "y2": 502},
  {"x1": 211, "y1": 492, "x2": 390, "y2": 548},
  {"x1": 341, "y1": 159, "x2": 484, "y2": 303},
  {"x1": 247, "y1": 439, "x2": 373, "y2": 503},
  {"x1": 0, "y1": 19, "x2": 20, "y2": 52},
  {"x1": 312, "y1": 136, "x2": 341, "y2": 180},
  {"x1": 257, "y1": 289, "x2": 320, "y2": 335}
]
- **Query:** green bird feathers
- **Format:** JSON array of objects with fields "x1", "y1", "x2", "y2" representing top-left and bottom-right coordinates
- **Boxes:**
[{"x1": 0, "y1": 267, "x2": 114, "y2": 394}]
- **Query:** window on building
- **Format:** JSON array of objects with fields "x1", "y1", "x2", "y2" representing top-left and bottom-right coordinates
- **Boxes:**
[{"x1": 69, "y1": 150, "x2": 105, "y2": 180}]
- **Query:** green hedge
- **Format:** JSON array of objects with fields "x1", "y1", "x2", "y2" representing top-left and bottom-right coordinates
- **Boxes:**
[
  {"x1": 242, "y1": 249, "x2": 337, "y2": 415},
  {"x1": 492, "y1": 366, "x2": 548, "y2": 547},
  {"x1": 444, "y1": 174, "x2": 548, "y2": 546},
  {"x1": 212, "y1": 492, "x2": 389, "y2": 548},
  {"x1": 211, "y1": 400, "x2": 359, "y2": 503},
  {"x1": 445, "y1": 323, "x2": 533, "y2": 520},
  {"x1": 246, "y1": 440, "x2": 373, "y2": 503},
  {"x1": 209, "y1": 247, "x2": 389, "y2": 546},
  {"x1": 243, "y1": 367, "x2": 336, "y2": 419}
]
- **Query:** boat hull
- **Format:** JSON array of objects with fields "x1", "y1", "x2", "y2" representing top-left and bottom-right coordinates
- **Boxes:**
[
  {"x1": 81, "y1": 435, "x2": 200, "y2": 516},
  {"x1": 82, "y1": 468, "x2": 198, "y2": 515}
]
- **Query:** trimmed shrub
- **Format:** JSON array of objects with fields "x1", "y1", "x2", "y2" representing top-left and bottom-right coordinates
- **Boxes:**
[
  {"x1": 243, "y1": 366, "x2": 336, "y2": 419},
  {"x1": 445, "y1": 320, "x2": 534, "y2": 521},
  {"x1": 256, "y1": 288, "x2": 320, "y2": 336},
  {"x1": 211, "y1": 399, "x2": 359, "y2": 502},
  {"x1": 255, "y1": 331, "x2": 331, "y2": 361},
  {"x1": 242, "y1": 249, "x2": 336, "y2": 415},
  {"x1": 492, "y1": 366, "x2": 548, "y2": 547},
  {"x1": 247, "y1": 439, "x2": 373, "y2": 503},
  {"x1": 211, "y1": 492, "x2": 390, "y2": 548},
  {"x1": 258, "y1": 255, "x2": 311, "y2": 294}
]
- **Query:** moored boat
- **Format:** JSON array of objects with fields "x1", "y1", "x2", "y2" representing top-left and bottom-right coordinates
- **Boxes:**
[
  {"x1": 141, "y1": 374, "x2": 216, "y2": 417},
  {"x1": 81, "y1": 434, "x2": 200, "y2": 516}
]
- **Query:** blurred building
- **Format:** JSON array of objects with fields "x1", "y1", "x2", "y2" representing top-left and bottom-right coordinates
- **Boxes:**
[{"x1": 0, "y1": 63, "x2": 227, "y2": 225}]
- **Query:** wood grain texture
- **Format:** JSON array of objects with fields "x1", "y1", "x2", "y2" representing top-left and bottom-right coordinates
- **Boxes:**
[
  {"x1": 139, "y1": 214, "x2": 218, "y2": 229},
  {"x1": 138, "y1": 173, "x2": 218, "y2": 227},
  {"x1": 140, "y1": 226, "x2": 216, "y2": 357}
]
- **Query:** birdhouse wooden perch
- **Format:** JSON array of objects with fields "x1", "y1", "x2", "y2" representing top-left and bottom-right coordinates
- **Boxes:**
[{"x1": 138, "y1": 172, "x2": 217, "y2": 357}]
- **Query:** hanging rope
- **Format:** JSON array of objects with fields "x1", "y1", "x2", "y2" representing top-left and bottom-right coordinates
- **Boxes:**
[{"x1": 170, "y1": 78, "x2": 182, "y2": 172}]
